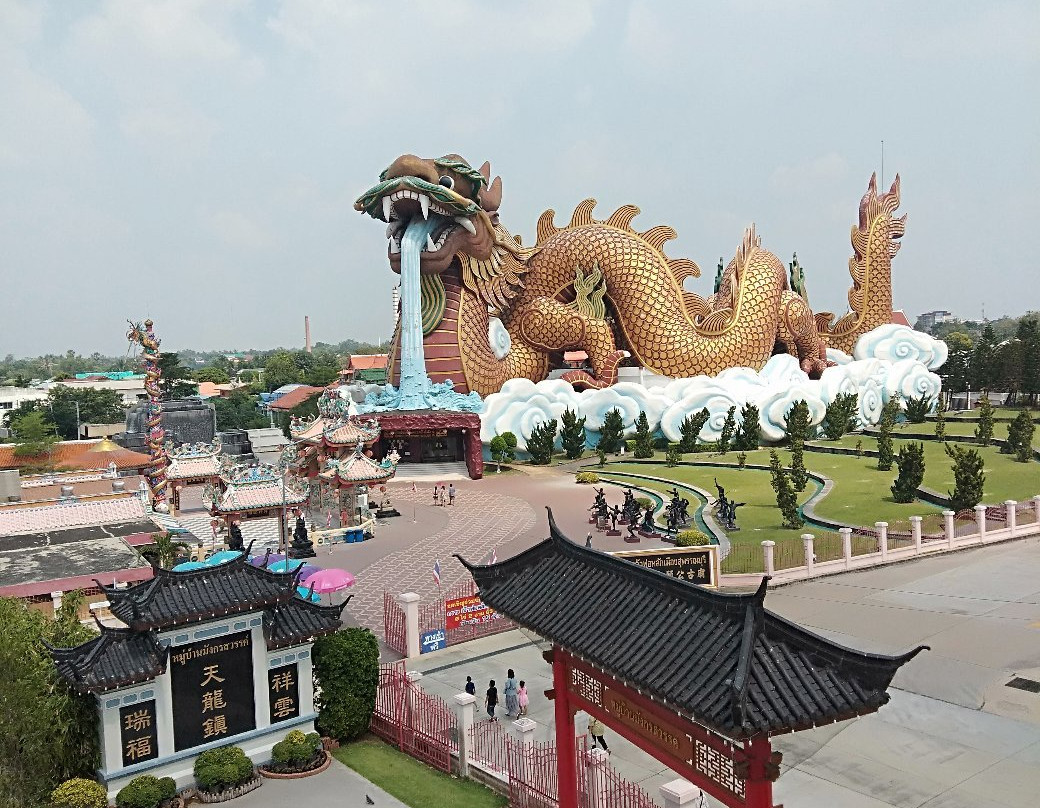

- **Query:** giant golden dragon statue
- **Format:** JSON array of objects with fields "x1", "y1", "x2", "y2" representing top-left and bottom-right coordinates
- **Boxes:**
[
  {"x1": 355, "y1": 155, "x2": 905, "y2": 396},
  {"x1": 127, "y1": 318, "x2": 168, "y2": 511}
]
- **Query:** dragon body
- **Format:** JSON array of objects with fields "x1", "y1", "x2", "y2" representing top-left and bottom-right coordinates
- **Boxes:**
[
  {"x1": 127, "y1": 319, "x2": 168, "y2": 511},
  {"x1": 356, "y1": 155, "x2": 904, "y2": 396}
]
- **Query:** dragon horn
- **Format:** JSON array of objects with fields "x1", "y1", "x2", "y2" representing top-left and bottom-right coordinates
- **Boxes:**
[
  {"x1": 478, "y1": 161, "x2": 491, "y2": 182},
  {"x1": 481, "y1": 176, "x2": 503, "y2": 212}
]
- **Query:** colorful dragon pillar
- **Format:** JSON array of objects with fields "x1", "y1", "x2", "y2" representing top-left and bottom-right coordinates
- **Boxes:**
[
  {"x1": 127, "y1": 319, "x2": 169, "y2": 512},
  {"x1": 355, "y1": 155, "x2": 905, "y2": 395}
]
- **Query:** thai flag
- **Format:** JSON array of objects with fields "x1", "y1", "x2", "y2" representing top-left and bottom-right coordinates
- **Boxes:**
[{"x1": 433, "y1": 560, "x2": 442, "y2": 587}]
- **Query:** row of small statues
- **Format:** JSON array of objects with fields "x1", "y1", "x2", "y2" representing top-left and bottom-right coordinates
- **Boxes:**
[
  {"x1": 590, "y1": 487, "x2": 659, "y2": 537},
  {"x1": 589, "y1": 480, "x2": 745, "y2": 535}
]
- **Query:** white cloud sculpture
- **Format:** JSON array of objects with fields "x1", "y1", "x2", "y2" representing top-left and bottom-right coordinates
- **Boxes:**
[{"x1": 477, "y1": 324, "x2": 948, "y2": 447}]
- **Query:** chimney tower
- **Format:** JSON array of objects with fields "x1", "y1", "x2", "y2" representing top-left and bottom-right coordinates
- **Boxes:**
[{"x1": 305, "y1": 315, "x2": 312, "y2": 353}]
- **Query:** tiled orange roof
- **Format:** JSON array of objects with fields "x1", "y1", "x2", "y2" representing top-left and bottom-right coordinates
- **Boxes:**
[
  {"x1": 349, "y1": 354, "x2": 388, "y2": 371},
  {"x1": 0, "y1": 440, "x2": 152, "y2": 472},
  {"x1": 268, "y1": 385, "x2": 324, "y2": 411},
  {"x1": 891, "y1": 309, "x2": 911, "y2": 327}
]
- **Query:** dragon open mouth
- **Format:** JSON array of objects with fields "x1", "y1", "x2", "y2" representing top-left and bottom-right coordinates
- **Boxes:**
[{"x1": 355, "y1": 158, "x2": 496, "y2": 274}]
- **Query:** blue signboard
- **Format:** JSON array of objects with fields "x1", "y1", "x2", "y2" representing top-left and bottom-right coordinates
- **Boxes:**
[{"x1": 420, "y1": 628, "x2": 447, "y2": 654}]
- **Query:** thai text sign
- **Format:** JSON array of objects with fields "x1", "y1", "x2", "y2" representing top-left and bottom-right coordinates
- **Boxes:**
[
  {"x1": 420, "y1": 628, "x2": 447, "y2": 653},
  {"x1": 119, "y1": 700, "x2": 159, "y2": 767},
  {"x1": 171, "y1": 631, "x2": 255, "y2": 751},
  {"x1": 612, "y1": 546, "x2": 719, "y2": 588},
  {"x1": 445, "y1": 595, "x2": 499, "y2": 630},
  {"x1": 602, "y1": 687, "x2": 694, "y2": 764},
  {"x1": 268, "y1": 663, "x2": 300, "y2": 724}
]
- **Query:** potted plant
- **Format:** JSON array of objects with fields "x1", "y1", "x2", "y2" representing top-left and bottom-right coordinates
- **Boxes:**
[
  {"x1": 193, "y1": 745, "x2": 260, "y2": 801},
  {"x1": 259, "y1": 730, "x2": 329, "y2": 778}
]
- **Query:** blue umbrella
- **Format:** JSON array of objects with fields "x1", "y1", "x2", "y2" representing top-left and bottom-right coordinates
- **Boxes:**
[
  {"x1": 267, "y1": 559, "x2": 305, "y2": 574},
  {"x1": 296, "y1": 586, "x2": 321, "y2": 603},
  {"x1": 204, "y1": 550, "x2": 244, "y2": 566},
  {"x1": 172, "y1": 561, "x2": 207, "y2": 572}
]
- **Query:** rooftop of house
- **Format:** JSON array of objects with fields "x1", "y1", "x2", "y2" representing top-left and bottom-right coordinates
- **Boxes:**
[{"x1": 0, "y1": 440, "x2": 152, "y2": 472}]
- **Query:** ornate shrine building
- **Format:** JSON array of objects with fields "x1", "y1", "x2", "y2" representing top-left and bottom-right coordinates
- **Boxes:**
[
  {"x1": 373, "y1": 410, "x2": 483, "y2": 479},
  {"x1": 207, "y1": 461, "x2": 308, "y2": 528},
  {"x1": 460, "y1": 510, "x2": 925, "y2": 808},
  {"x1": 165, "y1": 439, "x2": 223, "y2": 515},
  {"x1": 47, "y1": 558, "x2": 346, "y2": 797},
  {"x1": 289, "y1": 394, "x2": 399, "y2": 523}
]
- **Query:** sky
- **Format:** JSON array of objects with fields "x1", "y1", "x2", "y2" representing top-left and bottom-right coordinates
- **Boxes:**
[{"x1": 2, "y1": 0, "x2": 1037, "y2": 358}]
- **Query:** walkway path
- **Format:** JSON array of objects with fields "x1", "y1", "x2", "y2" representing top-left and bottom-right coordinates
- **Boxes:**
[
  {"x1": 232, "y1": 757, "x2": 407, "y2": 808},
  {"x1": 348, "y1": 486, "x2": 537, "y2": 633}
]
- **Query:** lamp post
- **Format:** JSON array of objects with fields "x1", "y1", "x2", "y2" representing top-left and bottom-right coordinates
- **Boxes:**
[{"x1": 280, "y1": 470, "x2": 287, "y2": 555}]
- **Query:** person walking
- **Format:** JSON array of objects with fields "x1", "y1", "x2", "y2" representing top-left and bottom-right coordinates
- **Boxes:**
[
  {"x1": 518, "y1": 680, "x2": 529, "y2": 716},
  {"x1": 485, "y1": 679, "x2": 499, "y2": 721},
  {"x1": 465, "y1": 676, "x2": 476, "y2": 696},
  {"x1": 448, "y1": 483, "x2": 456, "y2": 505},
  {"x1": 503, "y1": 669, "x2": 519, "y2": 718},
  {"x1": 433, "y1": 485, "x2": 439, "y2": 506},
  {"x1": 588, "y1": 717, "x2": 609, "y2": 752},
  {"x1": 440, "y1": 484, "x2": 448, "y2": 505}
]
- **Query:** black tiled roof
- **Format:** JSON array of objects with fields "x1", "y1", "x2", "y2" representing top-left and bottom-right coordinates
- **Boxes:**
[
  {"x1": 458, "y1": 509, "x2": 927, "y2": 740},
  {"x1": 46, "y1": 625, "x2": 169, "y2": 694},
  {"x1": 264, "y1": 597, "x2": 351, "y2": 650},
  {"x1": 100, "y1": 555, "x2": 300, "y2": 631}
]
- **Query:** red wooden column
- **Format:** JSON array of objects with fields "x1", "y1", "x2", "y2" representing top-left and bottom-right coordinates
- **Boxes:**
[
  {"x1": 743, "y1": 734, "x2": 776, "y2": 808},
  {"x1": 552, "y1": 645, "x2": 579, "y2": 808}
]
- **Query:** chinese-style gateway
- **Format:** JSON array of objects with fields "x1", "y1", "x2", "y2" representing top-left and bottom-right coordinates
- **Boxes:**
[
  {"x1": 47, "y1": 558, "x2": 345, "y2": 797},
  {"x1": 459, "y1": 510, "x2": 926, "y2": 808}
]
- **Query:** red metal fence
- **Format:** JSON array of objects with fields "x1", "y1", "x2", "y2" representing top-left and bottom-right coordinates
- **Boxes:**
[
  {"x1": 468, "y1": 718, "x2": 511, "y2": 778},
  {"x1": 370, "y1": 662, "x2": 458, "y2": 774},
  {"x1": 383, "y1": 591, "x2": 406, "y2": 656},
  {"x1": 507, "y1": 736, "x2": 560, "y2": 808},
  {"x1": 577, "y1": 737, "x2": 659, "y2": 808},
  {"x1": 383, "y1": 580, "x2": 517, "y2": 656}
]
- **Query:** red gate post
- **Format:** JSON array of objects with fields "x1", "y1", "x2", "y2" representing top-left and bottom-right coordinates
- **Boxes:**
[
  {"x1": 551, "y1": 646, "x2": 579, "y2": 808},
  {"x1": 743, "y1": 734, "x2": 776, "y2": 808}
]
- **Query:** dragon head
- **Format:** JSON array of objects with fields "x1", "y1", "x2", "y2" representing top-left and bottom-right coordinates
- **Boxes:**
[{"x1": 355, "y1": 153, "x2": 504, "y2": 276}]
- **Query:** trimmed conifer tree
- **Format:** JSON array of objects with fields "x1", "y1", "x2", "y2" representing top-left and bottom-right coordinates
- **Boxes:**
[
  {"x1": 784, "y1": 400, "x2": 810, "y2": 491},
  {"x1": 904, "y1": 394, "x2": 932, "y2": 424},
  {"x1": 974, "y1": 394, "x2": 994, "y2": 445},
  {"x1": 597, "y1": 408, "x2": 625, "y2": 454},
  {"x1": 633, "y1": 411, "x2": 655, "y2": 458},
  {"x1": 934, "y1": 395, "x2": 947, "y2": 441},
  {"x1": 877, "y1": 397, "x2": 900, "y2": 471},
  {"x1": 733, "y1": 403, "x2": 760, "y2": 450},
  {"x1": 945, "y1": 443, "x2": 986, "y2": 512},
  {"x1": 678, "y1": 408, "x2": 709, "y2": 453},
  {"x1": 560, "y1": 408, "x2": 587, "y2": 460},
  {"x1": 718, "y1": 406, "x2": 736, "y2": 455},
  {"x1": 527, "y1": 418, "x2": 558, "y2": 465},
  {"x1": 891, "y1": 441, "x2": 926, "y2": 503},
  {"x1": 822, "y1": 392, "x2": 858, "y2": 440},
  {"x1": 769, "y1": 449, "x2": 803, "y2": 528},
  {"x1": 1005, "y1": 410, "x2": 1036, "y2": 462}
]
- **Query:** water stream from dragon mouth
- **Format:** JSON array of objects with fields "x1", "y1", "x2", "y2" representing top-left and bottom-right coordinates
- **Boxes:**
[{"x1": 395, "y1": 214, "x2": 441, "y2": 409}]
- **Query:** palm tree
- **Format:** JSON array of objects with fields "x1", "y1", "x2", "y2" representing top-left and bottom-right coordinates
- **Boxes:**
[{"x1": 142, "y1": 531, "x2": 189, "y2": 568}]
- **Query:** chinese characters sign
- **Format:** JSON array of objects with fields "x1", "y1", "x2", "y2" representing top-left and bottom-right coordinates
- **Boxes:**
[
  {"x1": 445, "y1": 595, "x2": 500, "y2": 630},
  {"x1": 119, "y1": 701, "x2": 158, "y2": 767},
  {"x1": 611, "y1": 546, "x2": 719, "y2": 588},
  {"x1": 171, "y1": 632, "x2": 255, "y2": 751},
  {"x1": 268, "y1": 664, "x2": 300, "y2": 724}
]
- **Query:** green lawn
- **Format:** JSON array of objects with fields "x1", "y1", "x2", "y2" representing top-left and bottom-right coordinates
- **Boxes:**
[
  {"x1": 334, "y1": 738, "x2": 507, "y2": 808},
  {"x1": 940, "y1": 408, "x2": 1037, "y2": 420},
  {"x1": 811, "y1": 434, "x2": 1040, "y2": 503},
  {"x1": 894, "y1": 420, "x2": 1039, "y2": 446}
]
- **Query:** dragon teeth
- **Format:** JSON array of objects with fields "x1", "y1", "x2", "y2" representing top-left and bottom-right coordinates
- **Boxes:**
[
  {"x1": 419, "y1": 194, "x2": 430, "y2": 220},
  {"x1": 455, "y1": 216, "x2": 477, "y2": 235},
  {"x1": 426, "y1": 234, "x2": 436, "y2": 252},
  {"x1": 382, "y1": 196, "x2": 393, "y2": 221}
]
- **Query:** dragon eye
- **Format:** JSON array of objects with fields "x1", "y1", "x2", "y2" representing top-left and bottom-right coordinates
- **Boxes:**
[{"x1": 438, "y1": 175, "x2": 455, "y2": 190}]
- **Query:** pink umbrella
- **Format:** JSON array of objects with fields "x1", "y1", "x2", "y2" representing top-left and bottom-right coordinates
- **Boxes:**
[{"x1": 305, "y1": 568, "x2": 356, "y2": 593}]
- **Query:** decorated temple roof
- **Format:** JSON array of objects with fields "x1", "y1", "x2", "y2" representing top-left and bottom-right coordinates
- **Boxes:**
[
  {"x1": 289, "y1": 390, "x2": 382, "y2": 448},
  {"x1": 212, "y1": 458, "x2": 309, "y2": 513},
  {"x1": 0, "y1": 495, "x2": 148, "y2": 536},
  {"x1": 459, "y1": 510, "x2": 927, "y2": 740},
  {"x1": 0, "y1": 440, "x2": 151, "y2": 472},
  {"x1": 166, "y1": 439, "x2": 222, "y2": 481},
  {"x1": 318, "y1": 443, "x2": 397, "y2": 486},
  {"x1": 99, "y1": 555, "x2": 302, "y2": 631},
  {"x1": 47, "y1": 625, "x2": 169, "y2": 694},
  {"x1": 264, "y1": 597, "x2": 350, "y2": 650}
]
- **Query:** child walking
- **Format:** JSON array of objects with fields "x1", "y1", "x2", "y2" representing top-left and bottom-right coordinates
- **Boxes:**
[{"x1": 518, "y1": 680, "x2": 529, "y2": 716}]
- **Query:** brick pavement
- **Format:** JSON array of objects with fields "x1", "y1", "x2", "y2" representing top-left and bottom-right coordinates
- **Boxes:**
[{"x1": 347, "y1": 486, "x2": 537, "y2": 635}]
